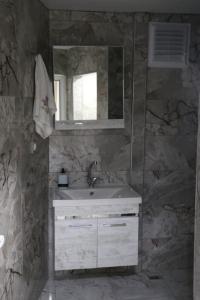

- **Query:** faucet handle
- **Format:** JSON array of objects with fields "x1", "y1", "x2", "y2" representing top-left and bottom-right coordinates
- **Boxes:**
[{"x1": 87, "y1": 161, "x2": 99, "y2": 187}]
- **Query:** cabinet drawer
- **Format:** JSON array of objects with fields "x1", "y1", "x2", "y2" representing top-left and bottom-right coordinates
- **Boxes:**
[
  {"x1": 98, "y1": 217, "x2": 138, "y2": 268},
  {"x1": 55, "y1": 219, "x2": 97, "y2": 241}
]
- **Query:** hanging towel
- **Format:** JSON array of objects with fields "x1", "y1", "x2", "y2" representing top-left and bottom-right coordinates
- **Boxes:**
[{"x1": 33, "y1": 54, "x2": 57, "y2": 139}]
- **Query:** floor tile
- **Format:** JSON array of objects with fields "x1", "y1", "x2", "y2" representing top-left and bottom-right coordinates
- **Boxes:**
[
  {"x1": 162, "y1": 269, "x2": 193, "y2": 298},
  {"x1": 38, "y1": 270, "x2": 191, "y2": 300}
]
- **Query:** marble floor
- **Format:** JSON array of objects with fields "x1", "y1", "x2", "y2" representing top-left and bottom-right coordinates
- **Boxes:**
[{"x1": 38, "y1": 269, "x2": 193, "y2": 300}]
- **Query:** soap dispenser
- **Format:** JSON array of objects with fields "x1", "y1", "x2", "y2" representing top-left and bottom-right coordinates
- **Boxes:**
[{"x1": 58, "y1": 168, "x2": 68, "y2": 188}]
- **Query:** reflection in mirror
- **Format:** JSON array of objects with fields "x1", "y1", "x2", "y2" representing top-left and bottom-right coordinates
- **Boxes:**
[
  {"x1": 73, "y1": 72, "x2": 97, "y2": 120},
  {"x1": 53, "y1": 46, "x2": 124, "y2": 127}
]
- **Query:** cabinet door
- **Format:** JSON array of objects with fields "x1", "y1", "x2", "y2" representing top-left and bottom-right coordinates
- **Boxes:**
[
  {"x1": 98, "y1": 217, "x2": 138, "y2": 268},
  {"x1": 55, "y1": 219, "x2": 97, "y2": 270}
]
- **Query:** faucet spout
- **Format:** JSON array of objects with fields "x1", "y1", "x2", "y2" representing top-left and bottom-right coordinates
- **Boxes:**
[{"x1": 87, "y1": 161, "x2": 98, "y2": 188}]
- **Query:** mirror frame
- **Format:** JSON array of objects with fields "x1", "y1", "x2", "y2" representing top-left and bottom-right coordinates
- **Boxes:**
[{"x1": 53, "y1": 45, "x2": 125, "y2": 130}]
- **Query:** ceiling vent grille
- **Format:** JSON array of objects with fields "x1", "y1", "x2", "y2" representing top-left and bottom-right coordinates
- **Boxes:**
[{"x1": 148, "y1": 22, "x2": 190, "y2": 68}]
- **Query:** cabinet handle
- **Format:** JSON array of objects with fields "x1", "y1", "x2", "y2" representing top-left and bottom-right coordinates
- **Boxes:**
[
  {"x1": 103, "y1": 223, "x2": 127, "y2": 227},
  {"x1": 69, "y1": 224, "x2": 93, "y2": 228}
]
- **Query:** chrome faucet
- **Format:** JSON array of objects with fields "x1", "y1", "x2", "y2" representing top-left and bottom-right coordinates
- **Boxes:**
[{"x1": 87, "y1": 161, "x2": 98, "y2": 188}]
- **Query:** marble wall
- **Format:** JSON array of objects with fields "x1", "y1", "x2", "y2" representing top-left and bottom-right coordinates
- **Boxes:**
[
  {"x1": 49, "y1": 10, "x2": 200, "y2": 279},
  {"x1": 190, "y1": 31, "x2": 200, "y2": 300},
  {"x1": 194, "y1": 111, "x2": 200, "y2": 299},
  {"x1": 0, "y1": 0, "x2": 49, "y2": 299},
  {"x1": 49, "y1": 10, "x2": 134, "y2": 188},
  {"x1": 134, "y1": 13, "x2": 200, "y2": 273}
]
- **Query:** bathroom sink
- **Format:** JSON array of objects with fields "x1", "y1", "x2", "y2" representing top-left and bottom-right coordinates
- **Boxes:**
[
  {"x1": 53, "y1": 185, "x2": 142, "y2": 201},
  {"x1": 59, "y1": 187, "x2": 121, "y2": 200}
]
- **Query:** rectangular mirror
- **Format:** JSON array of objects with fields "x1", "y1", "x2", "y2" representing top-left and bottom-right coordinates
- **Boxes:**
[{"x1": 53, "y1": 46, "x2": 124, "y2": 130}]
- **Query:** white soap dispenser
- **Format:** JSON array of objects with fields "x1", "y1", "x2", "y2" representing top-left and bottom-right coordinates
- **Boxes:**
[{"x1": 58, "y1": 168, "x2": 68, "y2": 188}]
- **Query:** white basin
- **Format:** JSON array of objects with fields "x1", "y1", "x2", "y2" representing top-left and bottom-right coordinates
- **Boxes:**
[
  {"x1": 53, "y1": 185, "x2": 142, "y2": 206},
  {"x1": 60, "y1": 187, "x2": 122, "y2": 200}
]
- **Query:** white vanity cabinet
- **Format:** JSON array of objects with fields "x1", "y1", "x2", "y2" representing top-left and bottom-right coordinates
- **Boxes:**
[{"x1": 53, "y1": 187, "x2": 142, "y2": 271}]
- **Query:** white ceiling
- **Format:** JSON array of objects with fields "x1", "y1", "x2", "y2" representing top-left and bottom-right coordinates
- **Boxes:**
[{"x1": 41, "y1": 0, "x2": 200, "y2": 14}]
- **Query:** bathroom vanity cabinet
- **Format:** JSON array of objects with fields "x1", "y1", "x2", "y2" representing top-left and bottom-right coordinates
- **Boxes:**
[{"x1": 53, "y1": 187, "x2": 142, "y2": 271}]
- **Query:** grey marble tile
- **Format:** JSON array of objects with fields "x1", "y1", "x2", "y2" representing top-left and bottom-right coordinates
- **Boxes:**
[
  {"x1": 142, "y1": 235, "x2": 194, "y2": 271},
  {"x1": 194, "y1": 103, "x2": 200, "y2": 300},
  {"x1": 143, "y1": 169, "x2": 195, "y2": 238},
  {"x1": 146, "y1": 98, "x2": 198, "y2": 136},
  {"x1": 38, "y1": 274, "x2": 179, "y2": 300},
  {"x1": 49, "y1": 170, "x2": 129, "y2": 189},
  {"x1": 55, "y1": 279, "x2": 113, "y2": 300},
  {"x1": 50, "y1": 21, "x2": 131, "y2": 46},
  {"x1": 147, "y1": 68, "x2": 180, "y2": 100},
  {"x1": 110, "y1": 275, "x2": 173, "y2": 300},
  {"x1": 129, "y1": 170, "x2": 144, "y2": 195},
  {"x1": 145, "y1": 135, "x2": 197, "y2": 171},
  {"x1": 0, "y1": 0, "x2": 49, "y2": 299},
  {"x1": 134, "y1": 22, "x2": 148, "y2": 63},
  {"x1": 50, "y1": 10, "x2": 134, "y2": 25},
  {"x1": 142, "y1": 168, "x2": 195, "y2": 271},
  {"x1": 0, "y1": 1, "x2": 19, "y2": 97},
  {"x1": 49, "y1": 134, "x2": 130, "y2": 173},
  {"x1": 0, "y1": 97, "x2": 15, "y2": 127}
]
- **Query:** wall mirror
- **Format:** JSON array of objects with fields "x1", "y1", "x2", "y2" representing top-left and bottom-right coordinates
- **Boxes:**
[{"x1": 53, "y1": 46, "x2": 124, "y2": 130}]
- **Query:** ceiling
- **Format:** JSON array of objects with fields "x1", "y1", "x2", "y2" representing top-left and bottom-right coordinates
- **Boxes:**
[{"x1": 41, "y1": 0, "x2": 200, "y2": 14}]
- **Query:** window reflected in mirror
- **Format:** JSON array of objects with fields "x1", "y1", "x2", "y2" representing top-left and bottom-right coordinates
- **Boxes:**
[
  {"x1": 53, "y1": 46, "x2": 124, "y2": 128},
  {"x1": 73, "y1": 72, "x2": 97, "y2": 120}
]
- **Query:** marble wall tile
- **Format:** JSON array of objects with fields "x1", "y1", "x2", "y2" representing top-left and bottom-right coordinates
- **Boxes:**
[
  {"x1": 0, "y1": 127, "x2": 23, "y2": 299},
  {"x1": 145, "y1": 135, "x2": 197, "y2": 171},
  {"x1": 147, "y1": 69, "x2": 196, "y2": 101},
  {"x1": 50, "y1": 22, "x2": 131, "y2": 46},
  {"x1": 17, "y1": 0, "x2": 50, "y2": 98},
  {"x1": 50, "y1": 10, "x2": 134, "y2": 25},
  {"x1": 0, "y1": 97, "x2": 15, "y2": 128},
  {"x1": 142, "y1": 235, "x2": 194, "y2": 272},
  {"x1": 50, "y1": 133, "x2": 130, "y2": 174},
  {"x1": 194, "y1": 164, "x2": 200, "y2": 299},
  {"x1": 134, "y1": 22, "x2": 148, "y2": 62},
  {"x1": 0, "y1": 1, "x2": 49, "y2": 300},
  {"x1": 49, "y1": 170, "x2": 129, "y2": 189},
  {"x1": 143, "y1": 170, "x2": 195, "y2": 239},
  {"x1": 146, "y1": 98, "x2": 198, "y2": 136},
  {"x1": 0, "y1": 0, "x2": 19, "y2": 96},
  {"x1": 194, "y1": 102, "x2": 200, "y2": 300},
  {"x1": 133, "y1": 13, "x2": 200, "y2": 275},
  {"x1": 142, "y1": 169, "x2": 195, "y2": 271}
]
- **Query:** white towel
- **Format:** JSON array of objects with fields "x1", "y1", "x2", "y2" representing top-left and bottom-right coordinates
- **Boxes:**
[{"x1": 33, "y1": 54, "x2": 57, "y2": 139}]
